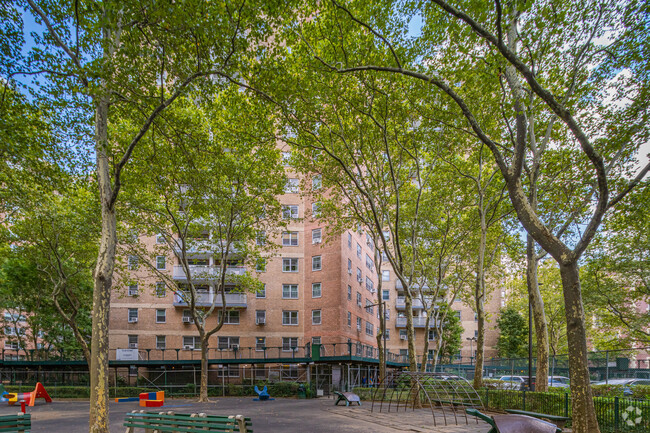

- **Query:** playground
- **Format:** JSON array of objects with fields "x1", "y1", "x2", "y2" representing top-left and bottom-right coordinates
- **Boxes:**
[{"x1": 0, "y1": 396, "x2": 491, "y2": 433}]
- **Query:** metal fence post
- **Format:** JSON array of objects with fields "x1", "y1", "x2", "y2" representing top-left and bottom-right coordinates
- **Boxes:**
[
  {"x1": 564, "y1": 393, "x2": 569, "y2": 418},
  {"x1": 523, "y1": 390, "x2": 526, "y2": 411},
  {"x1": 486, "y1": 388, "x2": 489, "y2": 409},
  {"x1": 614, "y1": 396, "x2": 619, "y2": 430}
]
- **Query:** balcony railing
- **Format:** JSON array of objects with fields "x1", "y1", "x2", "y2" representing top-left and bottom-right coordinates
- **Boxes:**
[
  {"x1": 172, "y1": 265, "x2": 246, "y2": 281},
  {"x1": 173, "y1": 292, "x2": 247, "y2": 308},
  {"x1": 395, "y1": 316, "x2": 441, "y2": 328},
  {"x1": 395, "y1": 297, "x2": 424, "y2": 309},
  {"x1": 172, "y1": 240, "x2": 241, "y2": 256}
]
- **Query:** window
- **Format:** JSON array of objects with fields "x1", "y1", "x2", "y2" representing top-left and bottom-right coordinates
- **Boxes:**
[
  {"x1": 282, "y1": 205, "x2": 299, "y2": 219},
  {"x1": 255, "y1": 258, "x2": 266, "y2": 272},
  {"x1": 365, "y1": 277, "x2": 374, "y2": 292},
  {"x1": 282, "y1": 258, "x2": 298, "y2": 272},
  {"x1": 182, "y1": 309, "x2": 194, "y2": 323},
  {"x1": 428, "y1": 349, "x2": 435, "y2": 360},
  {"x1": 128, "y1": 255, "x2": 138, "y2": 270},
  {"x1": 256, "y1": 310, "x2": 266, "y2": 325},
  {"x1": 282, "y1": 231, "x2": 299, "y2": 246},
  {"x1": 155, "y1": 282, "x2": 166, "y2": 297},
  {"x1": 256, "y1": 231, "x2": 266, "y2": 246},
  {"x1": 474, "y1": 330, "x2": 478, "y2": 338},
  {"x1": 217, "y1": 365, "x2": 240, "y2": 377},
  {"x1": 312, "y1": 228, "x2": 322, "y2": 244},
  {"x1": 382, "y1": 230, "x2": 390, "y2": 241},
  {"x1": 347, "y1": 285, "x2": 352, "y2": 300},
  {"x1": 256, "y1": 284, "x2": 266, "y2": 298},
  {"x1": 217, "y1": 336, "x2": 239, "y2": 349},
  {"x1": 356, "y1": 243, "x2": 362, "y2": 258},
  {"x1": 4, "y1": 341, "x2": 19, "y2": 350},
  {"x1": 474, "y1": 313, "x2": 478, "y2": 321},
  {"x1": 312, "y1": 336, "x2": 321, "y2": 345},
  {"x1": 348, "y1": 233, "x2": 352, "y2": 248},
  {"x1": 312, "y1": 283, "x2": 321, "y2": 298},
  {"x1": 4, "y1": 327, "x2": 16, "y2": 336},
  {"x1": 312, "y1": 255, "x2": 322, "y2": 271},
  {"x1": 156, "y1": 233, "x2": 165, "y2": 244},
  {"x1": 347, "y1": 259, "x2": 352, "y2": 273},
  {"x1": 282, "y1": 337, "x2": 298, "y2": 351},
  {"x1": 285, "y1": 178, "x2": 299, "y2": 193},
  {"x1": 156, "y1": 336, "x2": 166, "y2": 350},
  {"x1": 282, "y1": 151, "x2": 292, "y2": 166},
  {"x1": 221, "y1": 310, "x2": 240, "y2": 325},
  {"x1": 385, "y1": 329, "x2": 390, "y2": 340},
  {"x1": 128, "y1": 335, "x2": 138, "y2": 349},
  {"x1": 282, "y1": 284, "x2": 298, "y2": 299},
  {"x1": 365, "y1": 321, "x2": 374, "y2": 336},
  {"x1": 428, "y1": 330, "x2": 437, "y2": 341},
  {"x1": 311, "y1": 202, "x2": 320, "y2": 217},
  {"x1": 382, "y1": 289, "x2": 390, "y2": 301},
  {"x1": 382, "y1": 251, "x2": 388, "y2": 262},
  {"x1": 312, "y1": 310, "x2": 322, "y2": 325},
  {"x1": 356, "y1": 292, "x2": 362, "y2": 306},
  {"x1": 365, "y1": 300, "x2": 374, "y2": 315},
  {"x1": 384, "y1": 309, "x2": 390, "y2": 320},
  {"x1": 399, "y1": 329, "x2": 407, "y2": 339},
  {"x1": 128, "y1": 284, "x2": 138, "y2": 296},
  {"x1": 356, "y1": 317, "x2": 362, "y2": 331},
  {"x1": 312, "y1": 175, "x2": 322, "y2": 190},
  {"x1": 382, "y1": 270, "x2": 390, "y2": 281},
  {"x1": 347, "y1": 311, "x2": 352, "y2": 327},
  {"x1": 366, "y1": 254, "x2": 374, "y2": 270},
  {"x1": 282, "y1": 310, "x2": 298, "y2": 325},
  {"x1": 156, "y1": 256, "x2": 166, "y2": 270},
  {"x1": 356, "y1": 268, "x2": 362, "y2": 282},
  {"x1": 128, "y1": 308, "x2": 138, "y2": 323},
  {"x1": 454, "y1": 310, "x2": 461, "y2": 319},
  {"x1": 156, "y1": 309, "x2": 166, "y2": 323},
  {"x1": 256, "y1": 337, "x2": 266, "y2": 351}
]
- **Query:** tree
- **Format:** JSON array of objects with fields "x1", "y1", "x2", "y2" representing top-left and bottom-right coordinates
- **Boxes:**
[
  {"x1": 289, "y1": 2, "x2": 649, "y2": 431},
  {"x1": 437, "y1": 304, "x2": 464, "y2": 364},
  {"x1": 12, "y1": 1, "x2": 291, "y2": 430},
  {"x1": 119, "y1": 92, "x2": 285, "y2": 402},
  {"x1": 0, "y1": 181, "x2": 97, "y2": 362},
  {"x1": 496, "y1": 307, "x2": 528, "y2": 359}
]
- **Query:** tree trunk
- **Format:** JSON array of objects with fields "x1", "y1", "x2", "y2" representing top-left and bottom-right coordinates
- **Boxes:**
[
  {"x1": 527, "y1": 235, "x2": 549, "y2": 391},
  {"x1": 89, "y1": 95, "x2": 114, "y2": 433},
  {"x1": 404, "y1": 289, "x2": 418, "y2": 371},
  {"x1": 559, "y1": 261, "x2": 600, "y2": 433},
  {"x1": 376, "y1": 297, "x2": 386, "y2": 383},
  {"x1": 420, "y1": 314, "x2": 431, "y2": 372},
  {"x1": 473, "y1": 206, "x2": 486, "y2": 389},
  {"x1": 199, "y1": 336, "x2": 209, "y2": 402}
]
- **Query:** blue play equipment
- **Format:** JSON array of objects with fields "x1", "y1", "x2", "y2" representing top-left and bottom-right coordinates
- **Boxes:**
[{"x1": 253, "y1": 385, "x2": 274, "y2": 401}]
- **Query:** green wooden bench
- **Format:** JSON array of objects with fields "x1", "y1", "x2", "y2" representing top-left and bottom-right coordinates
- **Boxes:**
[
  {"x1": 432, "y1": 399, "x2": 477, "y2": 407},
  {"x1": 505, "y1": 409, "x2": 570, "y2": 429},
  {"x1": 124, "y1": 410, "x2": 252, "y2": 433},
  {"x1": 0, "y1": 413, "x2": 31, "y2": 433},
  {"x1": 333, "y1": 391, "x2": 361, "y2": 406},
  {"x1": 467, "y1": 408, "x2": 563, "y2": 433}
]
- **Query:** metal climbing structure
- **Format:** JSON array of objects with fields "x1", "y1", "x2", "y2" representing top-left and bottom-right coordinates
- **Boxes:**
[{"x1": 371, "y1": 371, "x2": 484, "y2": 426}]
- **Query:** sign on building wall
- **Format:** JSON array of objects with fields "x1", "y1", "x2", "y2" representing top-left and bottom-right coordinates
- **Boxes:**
[{"x1": 116, "y1": 349, "x2": 140, "y2": 361}]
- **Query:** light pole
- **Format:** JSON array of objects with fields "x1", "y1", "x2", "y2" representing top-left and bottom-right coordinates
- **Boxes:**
[
  {"x1": 466, "y1": 337, "x2": 477, "y2": 366},
  {"x1": 368, "y1": 300, "x2": 387, "y2": 382}
]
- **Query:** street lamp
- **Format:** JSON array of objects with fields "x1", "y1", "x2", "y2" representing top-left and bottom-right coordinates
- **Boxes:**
[
  {"x1": 466, "y1": 337, "x2": 477, "y2": 366},
  {"x1": 368, "y1": 300, "x2": 387, "y2": 382}
]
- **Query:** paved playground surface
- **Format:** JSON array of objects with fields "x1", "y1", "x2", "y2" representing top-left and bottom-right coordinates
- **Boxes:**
[{"x1": 0, "y1": 396, "x2": 492, "y2": 432}]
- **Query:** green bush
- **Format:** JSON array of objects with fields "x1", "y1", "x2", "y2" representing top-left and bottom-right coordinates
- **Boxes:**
[{"x1": 592, "y1": 384, "x2": 650, "y2": 399}]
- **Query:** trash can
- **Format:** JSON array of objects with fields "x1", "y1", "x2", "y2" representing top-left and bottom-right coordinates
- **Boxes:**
[{"x1": 297, "y1": 384, "x2": 306, "y2": 399}]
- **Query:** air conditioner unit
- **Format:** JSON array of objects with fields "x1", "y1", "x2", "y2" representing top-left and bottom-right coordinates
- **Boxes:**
[
  {"x1": 129, "y1": 343, "x2": 138, "y2": 349},
  {"x1": 182, "y1": 317, "x2": 193, "y2": 323},
  {"x1": 370, "y1": 289, "x2": 377, "y2": 294},
  {"x1": 231, "y1": 344, "x2": 239, "y2": 350},
  {"x1": 314, "y1": 239, "x2": 321, "y2": 244},
  {"x1": 183, "y1": 345, "x2": 193, "y2": 350},
  {"x1": 348, "y1": 269, "x2": 352, "y2": 274},
  {"x1": 128, "y1": 319, "x2": 138, "y2": 323},
  {"x1": 357, "y1": 325, "x2": 361, "y2": 332},
  {"x1": 256, "y1": 318, "x2": 266, "y2": 325},
  {"x1": 357, "y1": 276, "x2": 363, "y2": 283},
  {"x1": 400, "y1": 335, "x2": 407, "y2": 340}
]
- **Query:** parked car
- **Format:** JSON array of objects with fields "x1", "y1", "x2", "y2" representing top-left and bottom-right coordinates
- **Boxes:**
[
  {"x1": 593, "y1": 378, "x2": 650, "y2": 396},
  {"x1": 548, "y1": 376, "x2": 570, "y2": 388},
  {"x1": 498, "y1": 375, "x2": 535, "y2": 390}
]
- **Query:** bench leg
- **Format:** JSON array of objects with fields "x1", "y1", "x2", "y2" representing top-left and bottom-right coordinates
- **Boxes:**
[{"x1": 235, "y1": 414, "x2": 247, "y2": 433}]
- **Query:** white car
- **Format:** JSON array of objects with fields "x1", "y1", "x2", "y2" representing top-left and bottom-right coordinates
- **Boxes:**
[
  {"x1": 498, "y1": 375, "x2": 527, "y2": 390},
  {"x1": 548, "y1": 376, "x2": 570, "y2": 388}
]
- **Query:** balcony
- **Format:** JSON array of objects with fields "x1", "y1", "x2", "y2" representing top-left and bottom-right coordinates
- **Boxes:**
[
  {"x1": 172, "y1": 240, "x2": 240, "y2": 258},
  {"x1": 395, "y1": 316, "x2": 441, "y2": 328},
  {"x1": 172, "y1": 265, "x2": 246, "y2": 281},
  {"x1": 395, "y1": 297, "x2": 424, "y2": 309},
  {"x1": 173, "y1": 292, "x2": 247, "y2": 308}
]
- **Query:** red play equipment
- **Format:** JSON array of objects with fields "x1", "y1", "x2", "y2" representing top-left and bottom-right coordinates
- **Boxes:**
[{"x1": 3, "y1": 382, "x2": 52, "y2": 407}]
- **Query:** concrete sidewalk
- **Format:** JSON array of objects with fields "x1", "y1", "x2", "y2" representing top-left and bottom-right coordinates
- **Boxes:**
[{"x1": 0, "y1": 397, "x2": 492, "y2": 432}]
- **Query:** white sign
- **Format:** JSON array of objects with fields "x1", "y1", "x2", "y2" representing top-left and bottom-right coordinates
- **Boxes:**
[{"x1": 116, "y1": 349, "x2": 139, "y2": 361}]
